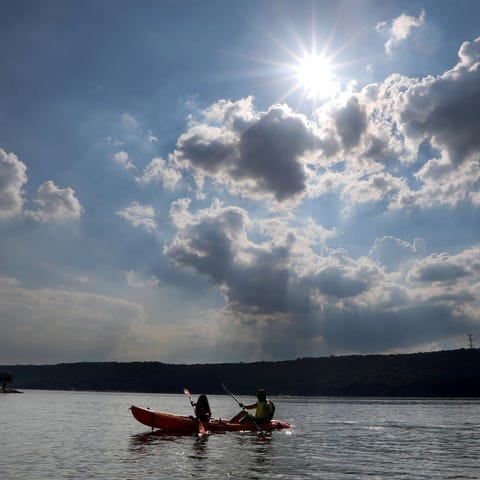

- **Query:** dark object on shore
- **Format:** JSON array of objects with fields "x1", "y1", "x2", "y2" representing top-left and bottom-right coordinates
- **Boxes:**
[{"x1": 0, "y1": 371, "x2": 22, "y2": 393}]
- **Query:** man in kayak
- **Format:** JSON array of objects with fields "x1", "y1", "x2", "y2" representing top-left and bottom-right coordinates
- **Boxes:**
[{"x1": 230, "y1": 389, "x2": 275, "y2": 424}]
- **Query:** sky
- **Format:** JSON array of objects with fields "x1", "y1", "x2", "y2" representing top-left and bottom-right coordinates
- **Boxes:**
[{"x1": 1, "y1": 0, "x2": 480, "y2": 364}]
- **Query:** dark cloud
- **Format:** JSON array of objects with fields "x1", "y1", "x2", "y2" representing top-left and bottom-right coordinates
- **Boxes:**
[
  {"x1": 413, "y1": 263, "x2": 469, "y2": 283},
  {"x1": 236, "y1": 106, "x2": 317, "y2": 200},
  {"x1": 165, "y1": 203, "x2": 315, "y2": 315},
  {"x1": 176, "y1": 125, "x2": 238, "y2": 174},
  {"x1": 309, "y1": 266, "x2": 370, "y2": 298},
  {"x1": 165, "y1": 206, "x2": 244, "y2": 284},
  {"x1": 409, "y1": 252, "x2": 473, "y2": 283},
  {"x1": 174, "y1": 102, "x2": 321, "y2": 201},
  {"x1": 333, "y1": 96, "x2": 367, "y2": 149}
]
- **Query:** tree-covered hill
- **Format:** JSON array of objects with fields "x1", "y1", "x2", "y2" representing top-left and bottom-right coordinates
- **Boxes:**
[{"x1": 2, "y1": 348, "x2": 480, "y2": 396}]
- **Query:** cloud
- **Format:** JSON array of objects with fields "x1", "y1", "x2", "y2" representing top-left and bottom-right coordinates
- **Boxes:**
[
  {"x1": 0, "y1": 275, "x2": 143, "y2": 363},
  {"x1": 408, "y1": 247, "x2": 480, "y2": 284},
  {"x1": 162, "y1": 197, "x2": 479, "y2": 357},
  {"x1": 135, "y1": 156, "x2": 182, "y2": 188},
  {"x1": 342, "y1": 172, "x2": 409, "y2": 205},
  {"x1": 332, "y1": 96, "x2": 367, "y2": 149},
  {"x1": 26, "y1": 181, "x2": 83, "y2": 223},
  {"x1": 0, "y1": 149, "x2": 27, "y2": 219},
  {"x1": 0, "y1": 274, "x2": 211, "y2": 364},
  {"x1": 398, "y1": 39, "x2": 480, "y2": 168},
  {"x1": 99, "y1": 113, "x2": 160, "y2": 175},
  {"x1": 120, "y1": 113, "x2": 158, "y2": 150},
  {"x1": 236, "y1": 105, "x2": 320, "y2": 200},
  {"x1": 1, "y1": 149, "x2": 84, "y2": 223},
  {"x1": 369, "y1": 236, "x2": 425, "y2": 273},
  {"x1": 173, "y1": 100, "x2": 323, "y2": 202},
  {"x1": 377, "y1": 9, "x2": 426, "y2": 54},
  {"x1": 113, "y1": 150, "x2": 135, "y2": 170},
  {"x1": 116, "y1": 202, "x2": 157, "y2": 232},
  {"x1": 308, "y1": 36, "x2": 480, "y2": 209},
  {"x1": 126, "y1": 270, "x2": 160, "y2": 288}
]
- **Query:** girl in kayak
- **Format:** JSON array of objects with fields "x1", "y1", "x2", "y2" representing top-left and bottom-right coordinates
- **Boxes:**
[
  {"x1": 194, "y1": 394, "x2": 212, "y2": 422},
  {"x1": 230, "y1": 389, "x2": 275, "y2": 424}
]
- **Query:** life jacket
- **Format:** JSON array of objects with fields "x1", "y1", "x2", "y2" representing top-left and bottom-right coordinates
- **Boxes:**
[{"x1": 256, "y1": 400, "x2": 275, "y2": 420}]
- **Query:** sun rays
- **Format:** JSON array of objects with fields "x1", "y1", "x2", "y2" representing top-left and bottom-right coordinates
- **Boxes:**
[
  {"x1": 223, "y1": 15, "x2": 349, "y2": 107},
  {"x1": 293, "y1": 52, "x2": 341, "y2": 100}
]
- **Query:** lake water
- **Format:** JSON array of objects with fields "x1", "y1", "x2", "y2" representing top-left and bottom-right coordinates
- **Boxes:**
[{"x1": 1, "y1": 390, "x2": 479, "y2": 479}]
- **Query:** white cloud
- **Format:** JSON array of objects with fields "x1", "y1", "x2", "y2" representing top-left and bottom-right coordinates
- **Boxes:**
[
  {"x1": 113, "y1": 150, "x2": 135, "y2": 170},
  {"x1": 135, "y1": 156, "x2": 182, "y2": 188},
  {"x1": 26, "y1": 181, "x2": 83, "y2": 223},
  {"x1": 307, "y1": 36, "x2": 480, "y2": 209},
  {"x1": 342, "y1": 172, "x2": 409, "y2": 205},
  {"x1": 0, "y1": 149, "x2": 83, "y2": 224},
  {"x1": 116, "y1": 202, "x2": 157, "y2": 232},
  {"x1": 0, "y1": 149, "x2": 27, "y2": 219},
  {"x1": 378, "y1": 9, "x2": 426, "y2": 54},
  {"x1": 413, "y1": 157, "x2": 480, "y2": 207}
]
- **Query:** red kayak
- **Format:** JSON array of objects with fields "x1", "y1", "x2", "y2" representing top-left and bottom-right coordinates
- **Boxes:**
[{"x1": 130, "y1": 405, "x2": 290, "y2": 434}]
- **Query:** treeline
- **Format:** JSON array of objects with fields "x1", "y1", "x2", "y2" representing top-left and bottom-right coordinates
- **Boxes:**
[{"x1": 2, "y1": 348, "x2": 480, "y2": 396}]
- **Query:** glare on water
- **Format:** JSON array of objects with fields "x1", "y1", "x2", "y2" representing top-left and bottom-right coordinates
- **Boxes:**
[{"x1": 1, "y1": 391, "x2": 479, "y2": 479}]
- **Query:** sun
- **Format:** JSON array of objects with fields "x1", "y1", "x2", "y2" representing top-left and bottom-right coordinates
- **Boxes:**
[{"x1": 294, "y1": 54, "x2": 340, "y2": 100}]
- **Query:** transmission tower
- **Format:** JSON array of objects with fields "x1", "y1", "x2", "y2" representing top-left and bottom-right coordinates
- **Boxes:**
[{"x1": 467, "y1": 333, "x2": 474, "y2": 349}]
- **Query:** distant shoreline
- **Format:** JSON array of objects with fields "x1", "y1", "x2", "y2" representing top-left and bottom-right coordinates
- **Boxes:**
[{"x1": 2, "y1": 348, "x2": 480, "y2": 397}]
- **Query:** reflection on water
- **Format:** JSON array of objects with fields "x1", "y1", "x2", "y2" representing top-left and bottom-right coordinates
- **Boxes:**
[
  {"x1": 190, "y1": 434, "x2": 210, "y2": 460},
  {"x1": 245, "y1": 435, "x2": 274, "y2": 479},
  {"x1": 129, "y1": 430, "x2": 186, "y2": 452}
]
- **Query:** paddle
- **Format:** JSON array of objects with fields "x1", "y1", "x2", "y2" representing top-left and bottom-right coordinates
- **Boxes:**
[
  {"x1": 183, "y1": 387, "x2": 206, "y2": 435},
  {"x1": 221, "y1": 382, "x2": 262, "y2": 433}
]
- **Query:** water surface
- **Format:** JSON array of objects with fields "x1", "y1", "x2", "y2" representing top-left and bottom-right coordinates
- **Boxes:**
[{"x1": 1, "y1": 391, "x2": 479, "y2": 479}]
